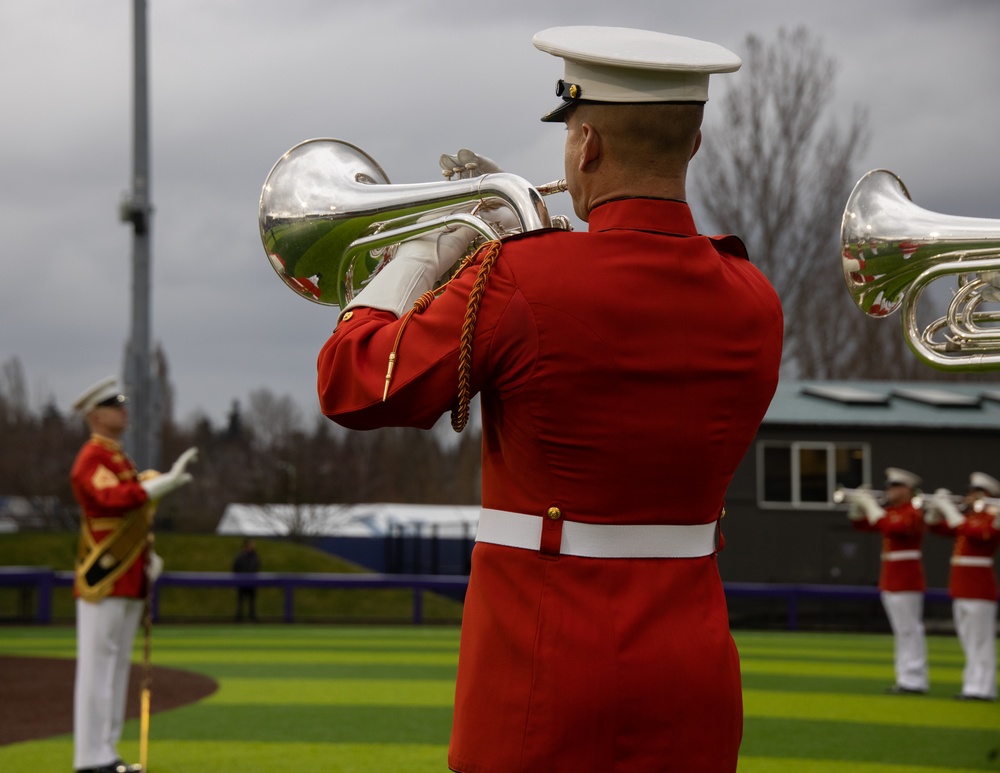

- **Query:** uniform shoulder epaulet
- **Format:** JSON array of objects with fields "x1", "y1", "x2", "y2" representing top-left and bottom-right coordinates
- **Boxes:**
[{"x1": 707, "y1": 234, "x2": 749, "y2": 261}]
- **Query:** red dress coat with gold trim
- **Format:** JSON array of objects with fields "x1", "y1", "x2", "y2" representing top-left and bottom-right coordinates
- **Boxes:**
[
  {"x1": 853, "y1": 501, "x2": 926, "y2": 592},
  {"x1": 931, "y1": 511, "x2": 1000, "y2": 601},
  {"x1": 70, "y1": 435, "x2": 150, "y2": 599},
  {"x1": 318, "y1": 198, "x2": 783, "y2": 773}
]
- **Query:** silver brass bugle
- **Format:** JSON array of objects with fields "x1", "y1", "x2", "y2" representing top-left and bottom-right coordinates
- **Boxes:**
[
  {"x1": 832, "y1": 486, "x2": 886, "y2": 505},
  {"x1": 840, "y1": 169, "x2": 1000, "y2": 371},
  {"x1": 259, "y1": 138, "x2": 568, "y2": 308}
]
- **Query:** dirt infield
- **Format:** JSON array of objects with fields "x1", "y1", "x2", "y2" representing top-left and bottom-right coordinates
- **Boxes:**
[{"x1": 0, "y1": 656, "x2": 218, "y2": 745}]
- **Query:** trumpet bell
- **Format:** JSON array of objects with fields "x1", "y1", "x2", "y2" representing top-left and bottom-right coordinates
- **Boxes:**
[
  {"x1": 841, "y1": 170, "x2": 1000, "y2": 317},
  {"x1": 260, "y1": 139, "x2": 390, "y2": 306},
  {"x1": 840, "y1": 169, "x2": 1000, "y2": 370}
]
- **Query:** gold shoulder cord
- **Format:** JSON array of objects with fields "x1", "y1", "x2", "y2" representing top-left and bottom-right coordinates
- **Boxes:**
[
  {"x1": 382, "y1": 240, "x2": 502, "y2": 433},
  {"x1": 452, "y1": 240, "x2": 501, "y2": 431}
]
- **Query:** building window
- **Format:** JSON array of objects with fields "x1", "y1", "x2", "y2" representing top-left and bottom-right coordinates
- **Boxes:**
[{"x1": 757, "y1": 441, "x2": 870, "y2": 508}]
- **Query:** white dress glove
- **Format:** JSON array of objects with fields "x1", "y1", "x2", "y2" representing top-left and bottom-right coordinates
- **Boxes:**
[
  {"x1": 846, "y1": 498, "x2": 867, "y2": 522},
  {"x1": 929, "y1": 488, "x2": 966, "y2": 529},
  {"x1": 980, "y1": 271, "x2": 1000, "y2": 303},
  {"x1": 439, "y1": 149, "x2": 503, "y2": 179},
  {"x1": 440, "y1": 150, "x2": 524, "y2": 236},
  {"x1": 141, "y1": 446, "x2": 198, "y2": 501},
  {"x1": 147, "y1": 549, "x2": 164, "y2": 582},
  {"x1": 341, "y1": 225, "x2": 478, "y2": 318},
  {"x1": 846, "y1": 491, "x2": 885, "y2": 525}
]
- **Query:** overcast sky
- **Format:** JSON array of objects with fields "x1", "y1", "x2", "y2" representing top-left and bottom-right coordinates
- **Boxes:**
[{"x1": 1, "y1": 0, "x2": 997, "y2": 428}]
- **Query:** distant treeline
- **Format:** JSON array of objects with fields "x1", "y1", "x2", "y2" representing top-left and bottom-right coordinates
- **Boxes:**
[{"x1": 0, "y1": 357, "x2": 482, "y2": 533}]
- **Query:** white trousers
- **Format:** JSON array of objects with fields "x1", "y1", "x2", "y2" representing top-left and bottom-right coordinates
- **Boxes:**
[
  {"x1": 953, "y1": 598, "x2": 998, "y2": 699},
  {"x1": 880, "y1": 591, "x2": 928, "y2": 691},
  {"x1": 74, "y1": 596, "x2": 144, "y2": 770}
]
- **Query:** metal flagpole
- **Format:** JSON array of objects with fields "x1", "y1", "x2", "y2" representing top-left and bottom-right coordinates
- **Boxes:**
[{"x1": 121, "y1": 0, "x2": 159, "y2": 472}]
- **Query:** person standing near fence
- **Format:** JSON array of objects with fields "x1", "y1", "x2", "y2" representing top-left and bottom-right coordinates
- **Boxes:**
[
  {"x1": 317, "y1": 25, "x2": 783, "y2": 772},
  {"x1": 845, "y1": 467, "x2": 928, "y2": 694},
  {"x1": 233, "y1": 538, "x2": 261, "y2": 621},
  {"x1": 924, "y1": 471, "x2": 1000, "y2": 701},
  {"x1": 70, "y1": 375, "x2": 197, "y2": 773}
]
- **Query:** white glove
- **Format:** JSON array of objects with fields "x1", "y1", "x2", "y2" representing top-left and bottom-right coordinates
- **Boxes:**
[
  {"x1": 848, "y1": 491, "x2": 885, "y2": 525},
  {"x1": 170, "y1": 446, "x2": 199, "y2": 477},
  {"x1": 439, "y1": 149, "x2": 503, "y2": 179},
  {"x1": 930, "y1": 489, "x2": 966, "y2": 529},
  {"x1": 147, "y1": 549, "x2": 164, "y2": 583},
  {"x1": 341, "y1": 225, "x2": 478, "y2": 318},
  {"x1": 141, "y1": 446, "x2": 198, "y2": 501},
  {"x1": 846, "y1": 498, "x2": 867, "y2": 522},
  {"x1": 439, "y1": 150, "x2": 523, "y2": 236},
  {"x1": 980, "y1": 271, "x2": 1000, "y2": 303}
]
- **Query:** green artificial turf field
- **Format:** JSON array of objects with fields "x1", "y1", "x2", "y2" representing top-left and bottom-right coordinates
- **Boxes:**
[{"x1": 0, "y1": 626, "x2": 996, "y2": 772}]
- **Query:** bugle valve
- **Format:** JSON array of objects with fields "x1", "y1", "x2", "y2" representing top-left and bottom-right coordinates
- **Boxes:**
[{"x1": 259, "y1": 138, "x2": 569, "y2": 308}]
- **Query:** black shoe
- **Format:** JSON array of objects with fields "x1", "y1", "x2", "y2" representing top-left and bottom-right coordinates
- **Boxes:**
[
  {"x1": 885, "y1": 684, "x2": 926, "y2": 695},
  {"x1": 954, "y1": 693, "x2": 994, "y2": 701},
  {"x1": 76, "y1": 765, "x2": 141, "y2": 773}
]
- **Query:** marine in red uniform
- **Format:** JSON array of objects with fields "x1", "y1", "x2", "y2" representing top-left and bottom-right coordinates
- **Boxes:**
[
  {"x1": 317, "y1": 27, "x2": 782, "y2": 773},
  {"x1": 925, "y1": 472, "x2": 1000, "y2": 700},
  {"x1": 846, "y1": 467, "x2": 928, "y2": 693},
  {"x1": 71, "y1": 376, "x2": 198, "y2": 773}
]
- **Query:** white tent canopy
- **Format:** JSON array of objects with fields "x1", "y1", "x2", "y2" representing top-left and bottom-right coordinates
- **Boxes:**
[{"x1": 216, "y1": 503, "x2": 480, "y2": 539}]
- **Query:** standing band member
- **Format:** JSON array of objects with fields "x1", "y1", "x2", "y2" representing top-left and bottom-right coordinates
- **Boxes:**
[
  {"x1": 317, "y1": 26, "x2": 783, "y2": 772},
  {"x1": 846, "y1": 467, "x2": 928, "y2": 694},
  {"x1": 925, "y1": 472, "x2": 1000, "y2": 701},
  {"x1": 71, "y1": 375, "x2": 197, "y2": 773}
]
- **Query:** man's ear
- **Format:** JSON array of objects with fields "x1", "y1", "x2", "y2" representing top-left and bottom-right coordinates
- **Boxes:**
[
  {"x1": 690, "y1": 129, "x2": 702, "y2": 159},
  {"x1": 579, "y1": 123, "x2": 601, "y2": 170}
]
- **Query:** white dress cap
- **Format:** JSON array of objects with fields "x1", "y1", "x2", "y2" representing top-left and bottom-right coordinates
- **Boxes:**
[
  {"x1": 884, "y1": 467, "x2": 921, "y2": 489},
  {"x1": 969, "y1": 471, "x2": 1000, "y2": 497},
  {"x1": 532, "y1": 26, "x2": 741, "y2": 122},
  {"x1": 72, "y1": 375, "x2": 122, "y2": 414}
]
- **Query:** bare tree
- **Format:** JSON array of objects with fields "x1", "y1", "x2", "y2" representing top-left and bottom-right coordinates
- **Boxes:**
[
  {"x1": 693, "y1": 27, "x2": 931, "y2": 380},
  {"x1": 0, "y1": 356, "x2": 30, "y2": 424},
  {"x1": 246, "y1": 388, "x2": 304, "y2": 452}
]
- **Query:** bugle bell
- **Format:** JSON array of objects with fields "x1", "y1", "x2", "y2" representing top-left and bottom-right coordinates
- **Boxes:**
[
  {"x1": 840, "y1": 169, "x2": 1000, "y2": 370},
  {"x1": 259, "y1": 138, "x2": 568, "y2": 308}
]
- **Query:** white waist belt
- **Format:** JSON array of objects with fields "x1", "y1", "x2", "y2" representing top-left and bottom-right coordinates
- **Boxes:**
[
  {"x1": 475, "y1": 508, "x2": 717, "y2": 558},
  {"x1": 881, "y1": 550, "x2": 922, "y2": 562},
  {"x1": 951, "y1": 556, "x2": 995, "y2": 568}
]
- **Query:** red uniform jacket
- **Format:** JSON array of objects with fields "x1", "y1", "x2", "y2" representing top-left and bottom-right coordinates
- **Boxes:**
[
  {"x1": 70, "y1": 434, "x2": 150, "y2": 599},
  {"x1": 318, "y1": 198, "x2": 783, "y2": 772},
  {"x1": 853, "y1": 501, "x2": 926, "y2": 592},
  {"x1": 930, "y1": 511, "x2": 1000, "y2": 601}
]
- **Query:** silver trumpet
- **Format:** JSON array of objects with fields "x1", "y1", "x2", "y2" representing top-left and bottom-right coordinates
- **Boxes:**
[
  {"x1": 832, "y1": 486, "x2": 886, "y2": 505},
  {"x1": 917, "y1": 490, "x2": 966, "y2": 513},
  {"x1": 840, "y1": 169, "x2": 1000, "y2": 370},
  {"x1": 971, "y1": 496, "x2": 1000, "y2": 514},
  {"x1": 259, "y1": 138, "x2": 568, "y2": 308}
]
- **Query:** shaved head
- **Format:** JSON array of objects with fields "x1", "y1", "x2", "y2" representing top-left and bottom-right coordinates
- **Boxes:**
[{"x1": 571, "y1": 102, "x2": 704, "y2": 175}]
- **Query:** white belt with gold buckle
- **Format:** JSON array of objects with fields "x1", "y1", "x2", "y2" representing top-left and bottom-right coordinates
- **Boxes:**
[{"x1": 475, "y1": 508, "x2": 717, "y2": 558}]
